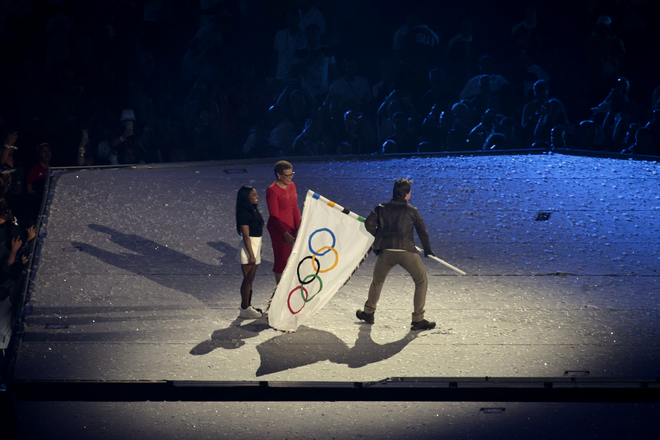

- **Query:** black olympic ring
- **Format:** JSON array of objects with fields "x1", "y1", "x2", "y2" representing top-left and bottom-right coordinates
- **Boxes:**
[{"x1": 297, "y1": 255, "x2": 321, "y2": 285}]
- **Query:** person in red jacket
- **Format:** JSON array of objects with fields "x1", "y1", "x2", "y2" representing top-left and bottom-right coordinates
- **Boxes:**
[
  {"x1": 26, "y1": 143, "x2": 51, "y2": 195},
  {"x1": 266, "y1": 160, "x2": 301, "y2": 284}
]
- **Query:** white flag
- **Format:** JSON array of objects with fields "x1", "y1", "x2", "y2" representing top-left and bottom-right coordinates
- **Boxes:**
[{"x1": 266, "y1": 190, "x2": 374, "y2": 332}]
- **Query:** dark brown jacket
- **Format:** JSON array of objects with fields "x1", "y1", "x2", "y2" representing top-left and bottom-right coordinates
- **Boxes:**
[{"x1": 364, "y1": 198, "x2": 433, "y2": 255}]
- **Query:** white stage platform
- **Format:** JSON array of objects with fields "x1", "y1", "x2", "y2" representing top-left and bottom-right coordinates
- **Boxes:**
[{"x1": 10, "y1": 153, "x2": 660, "y2": 439}]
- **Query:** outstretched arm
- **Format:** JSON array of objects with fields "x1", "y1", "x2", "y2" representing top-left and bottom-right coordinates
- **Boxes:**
[{"x1": 413, "y1": 210, "x2": 433, "y2": 256}]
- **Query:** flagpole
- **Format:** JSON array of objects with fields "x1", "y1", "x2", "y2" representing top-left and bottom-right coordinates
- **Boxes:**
[{"x1": 415, "y1": 246, "x2": 466, "y2": 276}]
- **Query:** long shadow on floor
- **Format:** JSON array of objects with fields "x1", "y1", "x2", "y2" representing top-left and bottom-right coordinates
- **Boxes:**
[
  {"x1": 190, "y1": 318, "x2": 271, "y2": 354},
  {"x1": 190, "y1": 319, "x2": 420, "y2": 375},
  {"x1": 255, "y1": 324, "x2": 419, "y2": 376},
  {"x1": 71, "y1": 224, "x2": 244, "y2": 304}
]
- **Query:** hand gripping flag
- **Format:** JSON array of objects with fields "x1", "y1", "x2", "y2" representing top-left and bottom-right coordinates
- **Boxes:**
[{"x1": 267, "y1": 190, "x2": 374, "y2": 332}]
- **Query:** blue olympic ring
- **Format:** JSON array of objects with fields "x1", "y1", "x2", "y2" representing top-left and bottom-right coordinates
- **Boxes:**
[
  {"x1": 308, "y1": 228, "x2": 336, "y2": 256},
  {"x1": 287, "y1": 228, "x2": 338, "y2": 314}
]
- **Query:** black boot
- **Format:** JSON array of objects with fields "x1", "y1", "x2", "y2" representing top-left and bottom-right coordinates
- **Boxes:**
[{"x1": 356, "y1": 310, "x2": 375, "y2": 324}]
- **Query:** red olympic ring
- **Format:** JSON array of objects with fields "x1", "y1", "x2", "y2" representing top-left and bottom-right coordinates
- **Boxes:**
[{"x1": 287, "y1": 285, "x2": 309, "y2": 315}]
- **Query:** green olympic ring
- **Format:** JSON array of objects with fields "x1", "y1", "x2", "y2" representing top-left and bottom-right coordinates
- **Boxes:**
[{"x1": 299, "y1": 273, "x2": 323, "y2": 302}]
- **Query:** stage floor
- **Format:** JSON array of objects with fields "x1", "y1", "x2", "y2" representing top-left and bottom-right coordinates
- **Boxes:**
[{"x1": 12, "y1": 154, "x2": 660, "y2": 439}]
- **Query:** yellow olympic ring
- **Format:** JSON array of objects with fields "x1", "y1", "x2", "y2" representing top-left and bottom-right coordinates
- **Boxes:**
[{"x1": 311, "y1": 246, "x2": 339, "y2": 273}]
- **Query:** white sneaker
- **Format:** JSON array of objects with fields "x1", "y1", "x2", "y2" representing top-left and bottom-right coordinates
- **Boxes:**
[{"x1": 239, "y1": 305, "x2": 262, "y2": 319}]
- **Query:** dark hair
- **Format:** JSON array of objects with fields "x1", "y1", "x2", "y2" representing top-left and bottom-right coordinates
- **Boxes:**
[
  {"x1": 392, "y1": 178, "x2": 411, "y2": 199},
  {"x1": 274, "y1": 160, "x2": 292, "y2": 177},
  {"x1": 235, "y1": 185, "x2": 263, "y2": 235}
]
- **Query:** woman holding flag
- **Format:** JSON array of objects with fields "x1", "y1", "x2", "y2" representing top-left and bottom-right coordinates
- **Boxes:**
[{"x1": 266, "y1": 160, "x2": 301, "y2": 284}]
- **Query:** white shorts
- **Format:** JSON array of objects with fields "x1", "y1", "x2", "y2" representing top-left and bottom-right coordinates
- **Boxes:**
[{"x1": 236, "y1": 236, "x2": 262, "y2": 265}]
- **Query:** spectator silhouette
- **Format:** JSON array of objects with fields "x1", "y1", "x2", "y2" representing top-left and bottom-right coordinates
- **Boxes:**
[
  {"x1": 290, "y1": 24, "x2": 336, "y2": 103},
  {"x1": 483, "y1": 132, "x2": 508, "y2": 150},
  {"x1": 293, "y1": 120, "x2": 325, "y2": 155},
  {"x1": 337, "y1": 110, "x2": 369, "y2": 154},
  {"x1": 398, "y1": 9, "x2": 441, "y2": 85},
  {"x1": 297, "y1": 0, "x2": 326, "y2": 44},
  {"x1": 372, "y1": 60, "x2": 400, "y2": 105},
  {"x1": 522, "y1": 79, "x2": 566, "y2": 144},
  {"x1": 327, "y1": 58, "x2": 372, "y2": 114},
  {"x1": 460, "y1": 55, "x2": 510, "y2": 101},
  {"x1": 467, "y1": 109, "x2": 498, "y2": 148},
  {"x1": 519, "y1": 49, "x2": 550, "y2": 102},
  {"x1": 598, "y1": 78, "x2": 639, "y2": 144},
  {"x1": 180, "y1": 11, "x2": 224, "y2": 84},
  {"x1": 511, "y1": 3, "x2": 546, "y2": 60},
  {"x1": 421, "y1": 104, "x2": 444, "y2": 150},
  {"x1": 550, "y1": 126, "x2": 568, "y2": 150},
  {"x1": 418, "y1": 69, "x2": 454, "y2": 116},
  {"x1": 652, "y1": 85, "x2": 660, "y2": 111},
  {"x1": 450, "y1": 102, "x2": 470, "y2": 142},
  {"x1": 586, "y1": 15, "x2": 626, "y2": 100},
  {"x1": 499, "y1": 117, "x2": 524, "y2": 149},
  {"x1": 385, "y1": 111, "x2": 418, "y2": 153},
  {"x1": 533, "y1": 98, "x2": 568, "y2": 144},
  {"x1": 446, "y1": 128, "x2": 467, "y2": 151},
  {"x1": 25, "y1": 143, "x2": 51, "y2": 223},
  {"x1": 622, "y1": 127, "x2": 655, "y2": 155},
  {"x1": 0, "y1": 133, "x2": 25, "y2": 221},
  {"x1": 621, "y1": 123, "x2": 640, "y2": 152},
  {"x1": 274, "y1": 9, "x2": 306, "y2": 82},
  {"x1": 393, "y1": 9, "x2": 420, "y2": 57},
  {"x1": 227, "y1": 64, "x2": 270, "y2": 152},
  {"x1": 276, "y1": 83, "x2": 318, "y2": 134},
  {"x1": 267, "y1": 105, "x2": 297, "y2": 155},
  {"x1": 642, "y1": 108, "x2": 660, "y2": 153},
  {"x1": 575, "y1": 120, "x2": 605, "y2": 151},
  {"x1": 377, "y1": 98, "x2": 401, "y2": 145},
  {"x1": 446, "y1": 20, "x2": 477, "y2": 90},
  {"x1": 469, "y1": 76, "x2": 500, "y2": 124}
]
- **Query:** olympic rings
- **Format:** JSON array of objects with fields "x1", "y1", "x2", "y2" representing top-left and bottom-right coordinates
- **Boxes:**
[
  {"x1": 311, "y1": 246, "x2": 338, "y2": 273},
  {"x1": 287, "y1": 285, "x2": 309, "y2": 314},
  {"x1": 297, "y1": 256, "x2": 320, "y2": 285},
  {"x1": 299, "y1": 273, "x2": 323, "y2": 301},
  {"x1": 308, "y1": 228, "x2": 335, "y2": 256},
  {"x1": 287, "y1": 227, "x2": 340, "y2": 315}
]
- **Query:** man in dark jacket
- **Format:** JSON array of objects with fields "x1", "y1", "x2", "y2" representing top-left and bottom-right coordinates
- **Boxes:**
[{"x1": 356, "y1": 178, "x2": 436, "y2": 330}]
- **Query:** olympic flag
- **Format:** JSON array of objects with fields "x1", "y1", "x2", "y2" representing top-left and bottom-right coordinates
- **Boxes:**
[{"x1": 266, "y1": 190, "x2": 374, "y2": 332}]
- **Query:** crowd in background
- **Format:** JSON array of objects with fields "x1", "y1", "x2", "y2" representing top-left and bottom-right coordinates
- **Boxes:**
[
  {"x1": 0, "y1": 0, "x2": 659, "y2": 171},
  {"x1": 1, "y1": 0, "x2": 660, "y2": 380}
]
